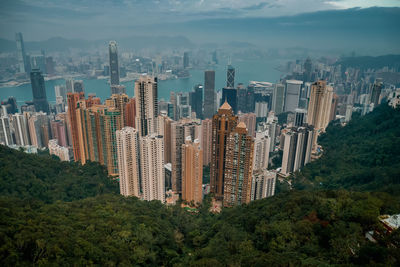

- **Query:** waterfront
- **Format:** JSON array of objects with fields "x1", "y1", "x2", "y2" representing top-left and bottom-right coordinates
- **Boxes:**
[{"x1": 0, "y1": 59, "x2": 284, "y2": 104}]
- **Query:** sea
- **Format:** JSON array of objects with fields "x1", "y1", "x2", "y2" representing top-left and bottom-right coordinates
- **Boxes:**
[{"x1": 0, "y1": 59, "x2": 284, "y2": 105}]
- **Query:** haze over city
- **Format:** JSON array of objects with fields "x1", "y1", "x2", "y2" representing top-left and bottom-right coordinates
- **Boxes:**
[{"x1": 0, "y1": 0, "x2": 400, "y2": 265}]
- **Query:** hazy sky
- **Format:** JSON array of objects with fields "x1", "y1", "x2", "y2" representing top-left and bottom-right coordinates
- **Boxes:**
[{"x1": 1, "y1": 0, "x2": 399, "y2": 40}]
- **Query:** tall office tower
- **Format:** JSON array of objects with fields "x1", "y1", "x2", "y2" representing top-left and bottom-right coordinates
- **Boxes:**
[
  {"x1": 11, "y1": 114, "x2": 30, "y2": 146},
  {"x1": 227, "y1": 65, "x2": 235, "y2": 88},
  {"x1": 238, "y1": 112, "x2": 256, "y2": 137},
  {"x1": 30, "y1": 69, "x2": 49, "y2": 113},
  {"x1": 111, "y1": 85, "x2": 126, "y2": 95},
  {"x1": 329, "y1": 93, "x2": 338, "y2": 121},
  {"x1": 135, "y1": 76, "x2": 158, "y2": 136},
  {"x1": 0, "y1": 116, "x2": 13, "y2": 145},
  {"x1": 272, "y1": 83, "x2": 285, "y2": 114},
  {"x1": 124, "y1": 98, "x2": 136, "y2": 127},
  {"x1": 223, "y1": 122, "x2": 254, "y2": 207},
  {"x1": 303, "y1": 57, "x2": 312, "y2": 82},
  {"x1": 294, "y1": 108, "x2": 307, "y2": 127},
  {"x1": 281, "y1": 126, "x2": 314, "y2": 176},
  {"x1": 140, "y1": 134, "x2": 165, "y2": 203},
  {"x1": 251, "y1": 170, "x2": 276, "y2": 201},
  {"x1": 284, "y1": 80, "x2": 303, "y2": 112},
  {"x1": 201, "y1": 118, "x2": 212, "y2": 166},
  {"x1": 176, "y1": 92, "x2": 192, "y2": 119},
  {"x1": 189, "y1": 84, "x2": 203, "y2": 119},
  {"x1": 109, "y1": 41, "x2": 120, "y2": 86},
  {"x1": 116, "y1": 127, "x2": 141, "y2": 197},
  {"x1": 73, "y1": 80, "x2": 84, "y2": 93},
  {"x1": 15, "y1": 33, "x2": 28, "y2": 73},
  {"x1": 170, "y1": 119, "x2": 202, "y2": 194},
  {"x1": 210, "y1": 101, "x2": 238, "y2": 199},
  {"x1": 67, "y1": 92, "x2": 85, "y2": 161},
  {"x1": 204, "y1": 70, "x2": 216, "y2": 118},
  {"x1": 170, "y1": 92, "x2": 177, "y2": 120},
  {"x1": 30, "y1": 54, "x2": 46, "y2": 74},
  {"x1": 306, "y1": 80, "x2": 333, "y2": 151},
  {"x1": 253, "y1": 130, "x2": 270, "y2": 171},
  {"x1": 48, "y1": 139, "x2": 70, "y2": 161},
  {"x1": 221, "y1": 87, "x2": 238, "y2": 114},
  {"x1": 181, "y1": 137, "x2": 203, "y2": 204},
  {"x1": 370, "y1": 78, "x2": 383, "y2": 108},
  {"x1": 183, "y1": 52, "x2": 189, "y2": 69}
]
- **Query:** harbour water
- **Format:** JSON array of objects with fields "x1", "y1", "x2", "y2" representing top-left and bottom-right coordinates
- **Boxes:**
[{"x1": 0, "y1": 59, "x2": 284, "y2": 105}]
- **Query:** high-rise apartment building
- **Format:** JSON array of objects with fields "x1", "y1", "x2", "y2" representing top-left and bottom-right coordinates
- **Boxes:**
[
  {"x1": 0, "y1": 116, "x2": 13, "y2": 145},
  {"x1": 210, "y1": 101, "x2": 238, "y2": 199},
  {"x1": 116, "y1": 127, "x2": 141, "y2": 197},
  {"x1": 281, "y1": 126, "x2": 314, "y2": 176},
  {"x1": 140, "y1": 134, "x2": 165, "y2": 203},
  {"x1": 284, "y1": 80, "x2": 303, "y2": 112},
  {"x1": 30, "y1": 69, "x2": 49, "y2": 113},
  {"x1": 181, "y1": 137, "x2": 203, "y2": 204},
  {"x1": 171, "y1": 119, "x2": 201, "y2": 194},
  {"x1": 253, "y1": 130, "x2": 270, "y2": 171},
  {"x1": 124, "y1": 97, "x2": 136, "y2": 128},
  {"x1": 223, "y1": 122, "x2": 254, "y2": 207},
  {"x1": 251, "y1": 170, "x2": 276, "y2": 201},
  {"x1": 48, "y1": 139, "x2": 70, "y2": 161},
  {"x1": 135, "y1": 76, "x2": 158, "y2": 136},
  {"x1": 306, "y1": 80, "x2": 333, "y2": 151},
  {"x1": 204, "y1": 70, "x2": 215, "y2": 118},
  {"x1": 201, "y1": 118, "x2": 212, "y2": 166},
  {"x1": 238, "y1": 112, "x2": 256, "y2": 137},
  {"x1": 109, "y1": 41, "x2": 120, "y2": 86}
]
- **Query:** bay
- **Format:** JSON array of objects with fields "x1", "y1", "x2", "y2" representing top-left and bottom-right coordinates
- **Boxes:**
[{"x1": 0, "y1": 59, "x2": 283, "y2": 105}]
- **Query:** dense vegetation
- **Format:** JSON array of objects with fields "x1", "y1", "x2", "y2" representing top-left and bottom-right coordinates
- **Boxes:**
[
  {"x1": 0, "y1": 146, "x2": 119, "y2": 203},
  {"x1": 0, "y1": 104, "x2": 399, "y2": 265},
  {"x1": 293, "y1": 104, "x2": 400, "y2": 195}
]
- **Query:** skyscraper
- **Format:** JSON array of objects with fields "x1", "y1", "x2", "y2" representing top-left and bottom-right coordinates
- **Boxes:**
[
  {"x1": 67, "y1": 92, "x2": 85, "y2": 161},
  {"x1": 253, "y1": 130, "x2": 270, "y2": 171},
  {"x1": 181, "y1": 137, "x2": 203, "y2": 204},
  {"x1": 272, "y1": 83, "x2": 285, "y2": 114},
  {"x1": 15, "y1": 32, "x2": 28, "y2": 73},
  {"x1": 0, "y1": 116, "x2": 13, "y2": 146},
  {"x1": 221, "y1": 87, "x2": 238, "y2": 114},
  {"x1": 281, "y1": 126, "x2": 314, "y2": 176},
  {"x1": 210, "y1": 101, "x2": 238, "y2": 199},
  {"x1": 284, "y1": 80, "x2": 303, "y2": 112},
  {"x1": 116, "y1": 127, "x2": 141, "y2": 197},
  {"x1": 109, "y1": 41, "x2": 120, "y2": 86},
  {"x1": 30, "y1": 69, "x2": 49, "y2": 113},
  {"x1": 223, "y1": 122, "x2": 254, "y2": 207},
  {"x1": 204, "y1": 70, "x2": 215, "y2": 118},
  {"x1": 11, "y1": 113, "x2": 30, "y2": 146},
  {"x1": 183, "y1": 52, "x2": 189, "y2": 69},
  {"x1": 73, "y1": 80, "x2": 85, "y2": 93},
  {"x1": 306, "y1": 80, "x2": 333, "y2": 151},
  {"x1": 124, "y1": 97, "x2": 136, "y2": 128},
  {"x1": 370, "y1": 78, "x2": 383, "y2": 108},
  {"x1": 238, "y1": 112, "x2": 256, "y2": 137},
  {"x1": 140, "y1": 134, "x2": 165, "y2": 203},
  {"x1": 201, "y1": 118, "x2": 212, "y2": 166},
  {"x1": 251, "y1": 170, "x2": 276, "y2": 201},
  {"x1": 227, "y1": 65, "x2": 235, "y2": 88},
  {"x1": 189, "y1": 84, "x2": 203, "y2": 119},
  {"x1": 135, "y1": 76, "x2": 158, "y2": 136}
]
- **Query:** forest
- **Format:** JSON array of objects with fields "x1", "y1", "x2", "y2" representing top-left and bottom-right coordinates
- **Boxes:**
[{"x1": 0, "y1": 104, "x2": 399, "y2": 265}]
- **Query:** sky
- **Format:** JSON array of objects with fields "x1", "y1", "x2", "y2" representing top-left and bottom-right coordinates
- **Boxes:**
[{"x1": 0, "y1": 0, "x2": 399, "y2": 40}]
